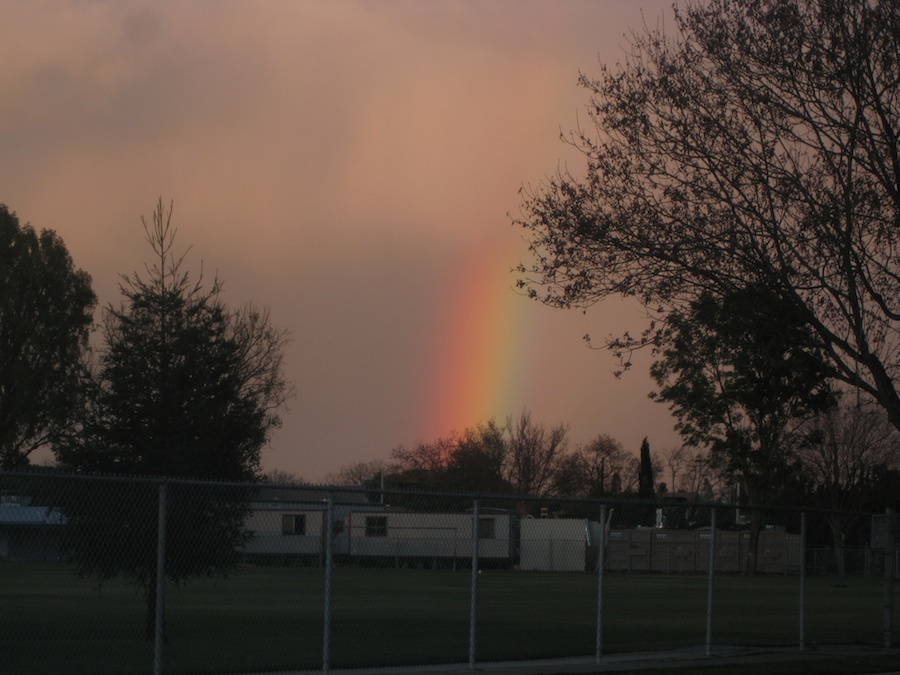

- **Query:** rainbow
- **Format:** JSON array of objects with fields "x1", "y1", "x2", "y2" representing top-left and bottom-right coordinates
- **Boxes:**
[{"x1": 420, "y1": 244, "x2": 529, "y2": 441}]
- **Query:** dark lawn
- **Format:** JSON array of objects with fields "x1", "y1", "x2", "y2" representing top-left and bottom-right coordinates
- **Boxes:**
[{"x1": 0, "y1": 562, "x2": 891, "y2": 674}]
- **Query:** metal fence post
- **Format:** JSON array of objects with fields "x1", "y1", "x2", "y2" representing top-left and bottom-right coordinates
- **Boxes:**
[
  {"x1": 154, "y1": 481, "x2": 167, "y2": 675},
  {"x1": 595, "y1": 503, "x2": 607, "y2": 663},
  {"x1": 323, "y1": 491, "x2": 334, "y2": 674},
  {"x1": 799, "y1": 510, "x2": 807, "y2": 651},
  {"x1": 469, "y1": 498, "x2": 480, "y2": 671},
  {"x1": 885, "y1": 508, "x2": 895, "y2": 649},
  {"x1": 705, "y1": 506, "x2": 716, "y2": 658}
]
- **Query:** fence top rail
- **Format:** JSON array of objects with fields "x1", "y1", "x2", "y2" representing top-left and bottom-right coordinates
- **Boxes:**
[{"x1": 0, "y1": 469, "x2": 886, "y2": 520}]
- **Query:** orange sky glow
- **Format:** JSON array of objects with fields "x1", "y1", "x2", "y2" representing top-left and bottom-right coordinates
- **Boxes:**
[{"x1": 1, "y1": 0, "x2": 682, "y2": 481}]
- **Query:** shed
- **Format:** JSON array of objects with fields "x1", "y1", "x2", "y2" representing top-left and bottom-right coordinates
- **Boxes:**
[
  {"x1": 0, "y1": 499, "x2": 65, "y2": 562},
  {"x1": 519, "y1": 518, "x2": 589, "y2": 572}
]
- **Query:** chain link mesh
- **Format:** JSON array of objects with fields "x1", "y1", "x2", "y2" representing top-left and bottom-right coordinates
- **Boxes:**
[{"x1": 0, "y1": 471, "x2": 896, "y2": 674}]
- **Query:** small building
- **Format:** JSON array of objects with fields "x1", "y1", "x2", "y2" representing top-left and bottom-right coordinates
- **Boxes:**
[
  {"x1": 346, "y1": 510, "x2": 515, "y2": 567},
  {"x1": 0, "y1": 495, "x2": 65, "y2": 562},
  {"x1": 241, "y1": 487, "x2": 384, "y2": 565},
  {"x1": 519, "y1": 518, "x2": 590, "y2": 572}
]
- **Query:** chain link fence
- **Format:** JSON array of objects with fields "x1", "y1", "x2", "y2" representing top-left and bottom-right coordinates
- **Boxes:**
[{"x1": 0, "y1": 470, "x2": 896, "y2": 674}]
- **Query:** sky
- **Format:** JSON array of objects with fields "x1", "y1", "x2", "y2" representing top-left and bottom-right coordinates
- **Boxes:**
[{"x1": 1, "y1": 0, "x2": 682, "y2": 482}]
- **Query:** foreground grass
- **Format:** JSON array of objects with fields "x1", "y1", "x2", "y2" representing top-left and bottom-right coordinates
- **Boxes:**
[
  {"x1": 0, "y1": 562, "x2": 892, "y2": 675},
  {"x1": 581, "y1": 653, "x2": 900, "y2": 675}
]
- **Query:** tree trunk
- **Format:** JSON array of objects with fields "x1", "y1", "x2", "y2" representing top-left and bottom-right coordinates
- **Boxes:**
[
  {"x1": 744, "y1": 508, "x2": 763, "y2": 576},
  {"x1": 828, "y1": 515, "x2": 846, "y2": 578}
]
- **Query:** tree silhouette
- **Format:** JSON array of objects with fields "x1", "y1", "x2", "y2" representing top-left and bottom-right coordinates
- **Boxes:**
[
  {"x1": 0, "y1": 204, "x2": 95, "y2": 468},
  {"x1": 650, "y1": 286, "x2": 833, "y2": 571},
  {"x1": 516, "y1": 0, "x2": 900, "y2": 436},
  {"x1": 57, "y1": 200, "x2": 291, "y2": 638}
]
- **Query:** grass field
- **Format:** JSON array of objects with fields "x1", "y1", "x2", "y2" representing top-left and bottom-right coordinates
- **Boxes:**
[{"x1": 0, "y1": 561, "x2": 893, "y2": 675}]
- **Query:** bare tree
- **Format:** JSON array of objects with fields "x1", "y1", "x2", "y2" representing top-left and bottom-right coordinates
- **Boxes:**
[
  {"x1": 324, "y1": 459, "x2": 396, "y2": 487},
  {"x1": 503, "y1": 409, "x2": 569, "y2": 495},
  {"x1": 661, "y1": 446, "x2": 689, "y2": 493},
  {"x1": 798, "y1": 392, "x2": 900, "y2": 572},
  {"x1": 800, "y1": 395, "x2": 900, "y2": 509},
  {"x1": 262, "y1": 468, "x2": 305, "y2": 485},
  {"x1": 390, "y1": 436, "x2": 456, "y2": 476},
  {"x1": 515, "y1": 0, "x2": 900, "y2": 437},
  {"x1": 679, "y1": 449, "x2": 722, "y2": 501},
  {"x1": 552, "y1": 433, "x2": 630, "y2": 497}
]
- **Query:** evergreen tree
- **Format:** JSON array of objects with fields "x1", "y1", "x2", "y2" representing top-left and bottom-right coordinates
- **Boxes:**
[
  {"x1": 57, "y1": 200, "x2": 291, "y2": 638},
  {"x1": 638, "y1": 438, "x2": 654, "y2": 499}
]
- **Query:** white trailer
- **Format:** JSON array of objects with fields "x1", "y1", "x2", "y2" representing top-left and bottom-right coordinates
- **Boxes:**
[
  {"x1": 242, "y1": 508, "x2": 325, "y2": 561},
  {"x1": 347, "y1": 511, "x2": 514, "y2": 566}
]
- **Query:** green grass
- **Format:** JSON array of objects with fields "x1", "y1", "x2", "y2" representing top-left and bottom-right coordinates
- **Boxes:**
[{"x1": 0, "y1": 562, "x2": 893, "y2": 675}]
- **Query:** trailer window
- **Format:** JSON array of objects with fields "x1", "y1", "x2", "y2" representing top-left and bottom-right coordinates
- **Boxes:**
[
  {"x1": 282, "y1": 514, "x2": 306, "y2": 535},
  {"x1": 365, "y1": 516, "x2": 387, "y2": 537},
  {"x1": 478, "y1": 518, "x2": 495, "y2": 539}
]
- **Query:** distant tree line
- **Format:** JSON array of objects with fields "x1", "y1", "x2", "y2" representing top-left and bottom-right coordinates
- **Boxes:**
[
  {"x1": 326, "y1": 411, "x2": 641, "y2": 501},
  {"x1": 327, "y1": 402, "x2": 899, "y2": 511}
]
